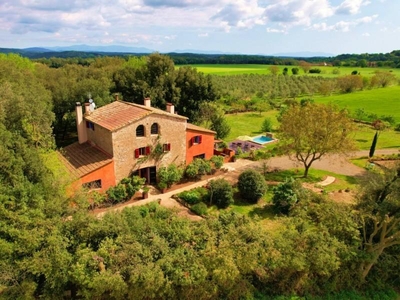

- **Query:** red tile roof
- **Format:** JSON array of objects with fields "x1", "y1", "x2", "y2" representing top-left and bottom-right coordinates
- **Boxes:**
[
  {"x1": 59, "y1": 142, "x2": 113, "y2": 178},
  {"x1": 186, "y1": 123, "x2": 216, "y2": 134},
  {"x1": 85, "y1": 101, "x2": 187, "y2": 132}
]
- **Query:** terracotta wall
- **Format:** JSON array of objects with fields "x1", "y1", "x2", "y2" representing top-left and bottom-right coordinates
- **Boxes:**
[
  {"x1": 79, "y1": 161, "x2": 116, "y2": 192},
  {"x1": 186, "y1": 130, "x2": 215, "y2": 164}
]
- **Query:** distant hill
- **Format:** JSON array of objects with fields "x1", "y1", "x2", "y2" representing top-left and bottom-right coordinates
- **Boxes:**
[
  {"x1": 271, "y1": 51, "x2": 335, "y2": 58},
  {"x1": 46, "y1": 44, "x2": 154, "y2": 53}
]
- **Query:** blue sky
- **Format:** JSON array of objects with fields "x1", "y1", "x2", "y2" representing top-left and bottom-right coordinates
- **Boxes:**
[{"x1": 0, "y1": 0, "x2": 398, "y2": 55}]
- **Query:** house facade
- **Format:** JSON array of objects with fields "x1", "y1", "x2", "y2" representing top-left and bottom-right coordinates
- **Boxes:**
[{"x1": 60, "y1": 98, "x2": 216, "y2": 191}]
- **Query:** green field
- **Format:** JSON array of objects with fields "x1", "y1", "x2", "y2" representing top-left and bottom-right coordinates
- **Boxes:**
[
  {"x1": 181, "y1": 64, "x2": 400, "y2": 77},
  {"x1": 225, "y1": 111, "x2": 400, "y2": 150},
  {"x1": 314, "y1": 85, "x2": 400, "y2": 122}
]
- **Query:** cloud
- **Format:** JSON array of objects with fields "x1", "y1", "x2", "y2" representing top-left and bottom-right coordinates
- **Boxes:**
[
  {"x1": 266, "y1": 27, "x2": 286, "y2": 33},
  {"x1": 335, "y1": 0, "x2": 370, "y2": 15},
  {"x1": 263, "y1": 0, "x2": 334, "y2": 27},
  {"x1": 142, "y1": 0, "x2": 215, "y2": 8},
  {"x1": 211, "y1": 0, "x2": 264, "y2": 29},
  {"x1": 362, "y1": 32, "x2": 370, "y2": 36},
  {"x1": 198, "y1": 33, "x2": 209, "y2": 37},
  {"x1": 310, "y1": 14, "x2": 378, "y2": 32}
]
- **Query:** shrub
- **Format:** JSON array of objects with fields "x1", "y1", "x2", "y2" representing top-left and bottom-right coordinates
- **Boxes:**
[
  {"x1": 309, "y1": 68, "x2": 321, "y2": 74},
  {"x1": 237, "y1": 169, "x2": 268, "y2": 204},
  {"x1": 351, "y1": 70, "x2": 358, "y2": 75},
  {"x1": 272, "y1": 177, "x2": 303, "y2": 214},
  {"x1": 208, "y1": 179, "x2": 234, "y2": 208},
  {"x1": 261, "y1": 117, "x2": 273, "y2": 132},
  {"x1": 291, "y1": 67, "x2": 299, "y2": 75},
  {"x1": 158, "y1": 164, "x2": 183, "y2": 188},
  {"x1": 394, "y1": 123, "x2": 400, "y2": 132},
  {"x1": 107, "y1": 184, "x2": 127, "y2": 204},
  {"x1": 178, "y1": 187, "x2": 209, "y2": 205},
  {"x1": 191, "y1": 202, "x2": 208, "y2": 216},
  {"x1": 185, "y1": 158, "x2": 212, "y2": 180},
  {"x1": 210, "y1": 155, "x2": 224, "y2": 169}
]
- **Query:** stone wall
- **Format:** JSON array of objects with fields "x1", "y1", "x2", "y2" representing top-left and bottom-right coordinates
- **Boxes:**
[
  {"x1": 112, "y1": 113, "x2": 187, "y2": 182},
  {"x1": 86, "y1": 124, "x2": 113, "y2": 156}
]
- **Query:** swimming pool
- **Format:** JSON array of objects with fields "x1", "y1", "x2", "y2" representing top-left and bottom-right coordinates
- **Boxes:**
[{"x1": 252, "y1": 135, "x2": 275, "y2": 145}]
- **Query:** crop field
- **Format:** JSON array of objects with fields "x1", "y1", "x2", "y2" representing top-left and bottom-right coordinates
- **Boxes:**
[
  {"x1": 183, "y1": 64, "x2": 400, "y2": 78},
  {"x1": 314, "y1": 85, "x2": 400, "y2": 122}
]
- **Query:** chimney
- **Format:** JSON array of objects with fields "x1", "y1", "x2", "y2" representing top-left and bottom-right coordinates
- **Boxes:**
[
  {"x1": 75, "y1": 102, "x2": 88, "y2": 144},
  {"x1": 85, "y1": 103, "x2": 90, "y2": 114},
  {"x1": 114, "y1": 93, "x2": 119, "y2": 102},
  {"x1": 144, "y1": 97, "x2": 151, "y2": 107},
  {"x1": 166, "y1": 102, "x2": 175, "y2": 114}
]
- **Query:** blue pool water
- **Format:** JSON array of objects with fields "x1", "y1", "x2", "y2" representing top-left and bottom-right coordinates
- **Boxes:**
[{"x1": 252, "y1": 135, "x2": 274, "y2": 144}]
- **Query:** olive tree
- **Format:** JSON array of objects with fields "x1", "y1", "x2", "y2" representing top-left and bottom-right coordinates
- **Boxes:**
[{"x1": 278, "y1": 103, "x2": 356, "y2": 177}]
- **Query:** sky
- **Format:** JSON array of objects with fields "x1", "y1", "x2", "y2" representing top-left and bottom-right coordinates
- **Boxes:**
[{"x1": 0, "y1": 0, "x2": 399, "y2": 55}]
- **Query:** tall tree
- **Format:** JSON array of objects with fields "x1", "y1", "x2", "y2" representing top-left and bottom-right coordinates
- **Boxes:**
[
  {"x1": 278, "y1": 103, "x2": 356, "y2": 177},
  {"x1": 357, "y1": 166, "x2": 400, "y2": 281},
  {"x1": 369, "y1": 131, "x2": 378, "y2": 158}
]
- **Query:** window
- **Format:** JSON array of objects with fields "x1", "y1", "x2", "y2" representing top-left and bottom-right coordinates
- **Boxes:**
[
  {"x1": 86, "y1": 121, "x2": 95, "y2": 131},
  {"x1": 136, "y1": 125, "x2": 145, "y2": 137},
  {"x1": 191, "y1": 135, "x2": 202, "y2": 145},
  {"x1": 151, "y1": 123, "x2": 159, "y2": 135},
  {"x1": 163, "y1": 143, "x2": 171, "y2": 152},
  {"x1": 82, "y1": 179, "x2": 102, "y2": 190},
  {"x1": 135, "y1": 146, "x2": 151, "y2": 158}
]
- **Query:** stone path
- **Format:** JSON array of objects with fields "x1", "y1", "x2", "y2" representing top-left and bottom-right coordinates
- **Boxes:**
[{"x1": 95, "y1": 148, "x2": 399, "y2": 219}]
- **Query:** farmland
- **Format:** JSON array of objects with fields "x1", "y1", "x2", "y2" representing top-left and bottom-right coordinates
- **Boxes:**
[{"x1": 185, "y1": 63, "x2": 400, "y2": 77}]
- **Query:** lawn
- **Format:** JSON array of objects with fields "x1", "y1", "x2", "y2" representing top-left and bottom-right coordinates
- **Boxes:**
[
  {"x1": 181, "y1": 64, "x2": 400, "y2": 78},
  {"x1": 314, "y1": 85, "x2": 400, "y2": 122},
  {"x1": 225, "y1": 111, "x2": 279, "y2": 142},
  {"x1": 225, "y1": 110, "x2": 400, "y2": 149}
]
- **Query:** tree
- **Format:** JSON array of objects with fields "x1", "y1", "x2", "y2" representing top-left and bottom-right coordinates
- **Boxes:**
[
  {"x1": 278, "y1": 103, "x2": 356, "y2": 177},
  {"x1": 157, "y1": 164, "x2": 183, "y2": 188},
  {"x1": 291, "y1": 67, "x2": 299, "y2": 75},
  {"x1": 356, "y1": 165, "x2": 400, "y2": 281},
  {"x1": 269, "y1": 65, "x2": 279, "y2": 75},
  {"x1": 208, "y1": 179, "x2": 234, "y2": 208},
  {"x1": 272, "y1": 177, "x2": 305, "y2": 214},
  {"x1": 261, "y1": 117, "x2": 273, "y2": 132},
  {"x1": 237, "y1": 169, "x2": 268, "y2": 203},
  {"x1": 369, "y1": 131, "x2": 378, "y2": 158}
]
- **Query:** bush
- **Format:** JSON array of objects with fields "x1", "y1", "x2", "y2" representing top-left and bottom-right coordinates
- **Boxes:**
[
  {"x1": 291, "y1": 67, "x2": 299, "y2": 75},
  {"x1": 237, "y1": 169, "x2": 268, "y2": 204},
  {"x1": 394, "y1": 123, "x2": 400, "y2": 132},
  {"x1": 261, "y1": 117, "x2": 273, "y2": 132},
  {"x1": 272, "y1": 177, "x2": 303, "y2": 214},
  {"x1": 208, "y1": 179, "x2": 234, "y2": 208},
  {"x1": 158, "y1": 164, "x2": 183, "y2": 188},
  {"x1": 185, "y1": 159, "x2": 212, "y2": 180},
  {"x1": 309, "y1": 68, "x2": 321, "y2": 74},
  {"x1": 178, "y1": 187, "x2": 208, "y2": 205},
  {"x1": 351, "y1": 70, "x2": 358, "y2": 75},
  {"x1": 107, "y1": 184, "x2": 127, "y2": 204},
  {"x1": 106, "y1": 176, "x2": 145, "y2": 204},
  {"x1": 210, "y1": 155, "x2": 224, "y2": 169},
  {"x1": 191, "y1": 202, "x2": 208, "y2": 216}
]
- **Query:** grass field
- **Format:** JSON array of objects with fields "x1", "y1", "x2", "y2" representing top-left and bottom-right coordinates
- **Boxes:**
[
  {"x1": 183, "y1": 64, "x2": 400, "y2": 78},
  {"x1": 314, "y1": 85, "x2": 400, "y2": 122},
  {"x1": 225, "y1": 111, "x2": 400, "y2": 150}
]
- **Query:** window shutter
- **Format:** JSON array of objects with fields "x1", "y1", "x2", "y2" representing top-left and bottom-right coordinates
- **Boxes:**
[
  {"x1": 86, "y1": 121, "x2": 90, "y2": 128},
  {"x1": 167, "y1": 143, "x2": 171, "y2": 151},
  {"x1": 145, "y1": 146, "x2": 151, "y2": 155},
  {"x1": 199, "y1": 135, "x2": 202, "y2": 144},
  {"x1": 134, "y1": 149, "x2": 139, "y2": 158}
]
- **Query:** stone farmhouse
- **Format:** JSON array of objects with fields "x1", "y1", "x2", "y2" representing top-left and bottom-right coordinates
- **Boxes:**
[{"x1": 60, "y1": 97, "x2": 216, "y2": 191}]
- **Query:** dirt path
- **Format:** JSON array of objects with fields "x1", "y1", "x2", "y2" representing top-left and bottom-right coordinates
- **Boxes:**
[{"x1": 95, "y1": 149, "x2": 399, "y2": 219}]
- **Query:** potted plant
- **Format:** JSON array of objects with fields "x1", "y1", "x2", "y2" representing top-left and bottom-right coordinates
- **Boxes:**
[
  {"x1": 142, "y1": 186, "x2": 150, "y2": 199},
  {"x1": 158, "y1": 182, "x2": 168, "y2": 194}
]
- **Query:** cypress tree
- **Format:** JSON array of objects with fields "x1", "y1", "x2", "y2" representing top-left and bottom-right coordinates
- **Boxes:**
[{"x1": 369, "y1": 131, "x2": 378, "y2": 158}]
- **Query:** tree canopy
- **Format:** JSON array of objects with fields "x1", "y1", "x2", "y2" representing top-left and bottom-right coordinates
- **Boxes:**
[{"x1": 278, "y1": 102, "x2": 356, "y2": 177}]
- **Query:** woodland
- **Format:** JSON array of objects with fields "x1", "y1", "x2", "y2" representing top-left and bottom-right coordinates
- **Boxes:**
[{"x1": 0, "y1": 52, "x2": 400, "y2": 299}]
